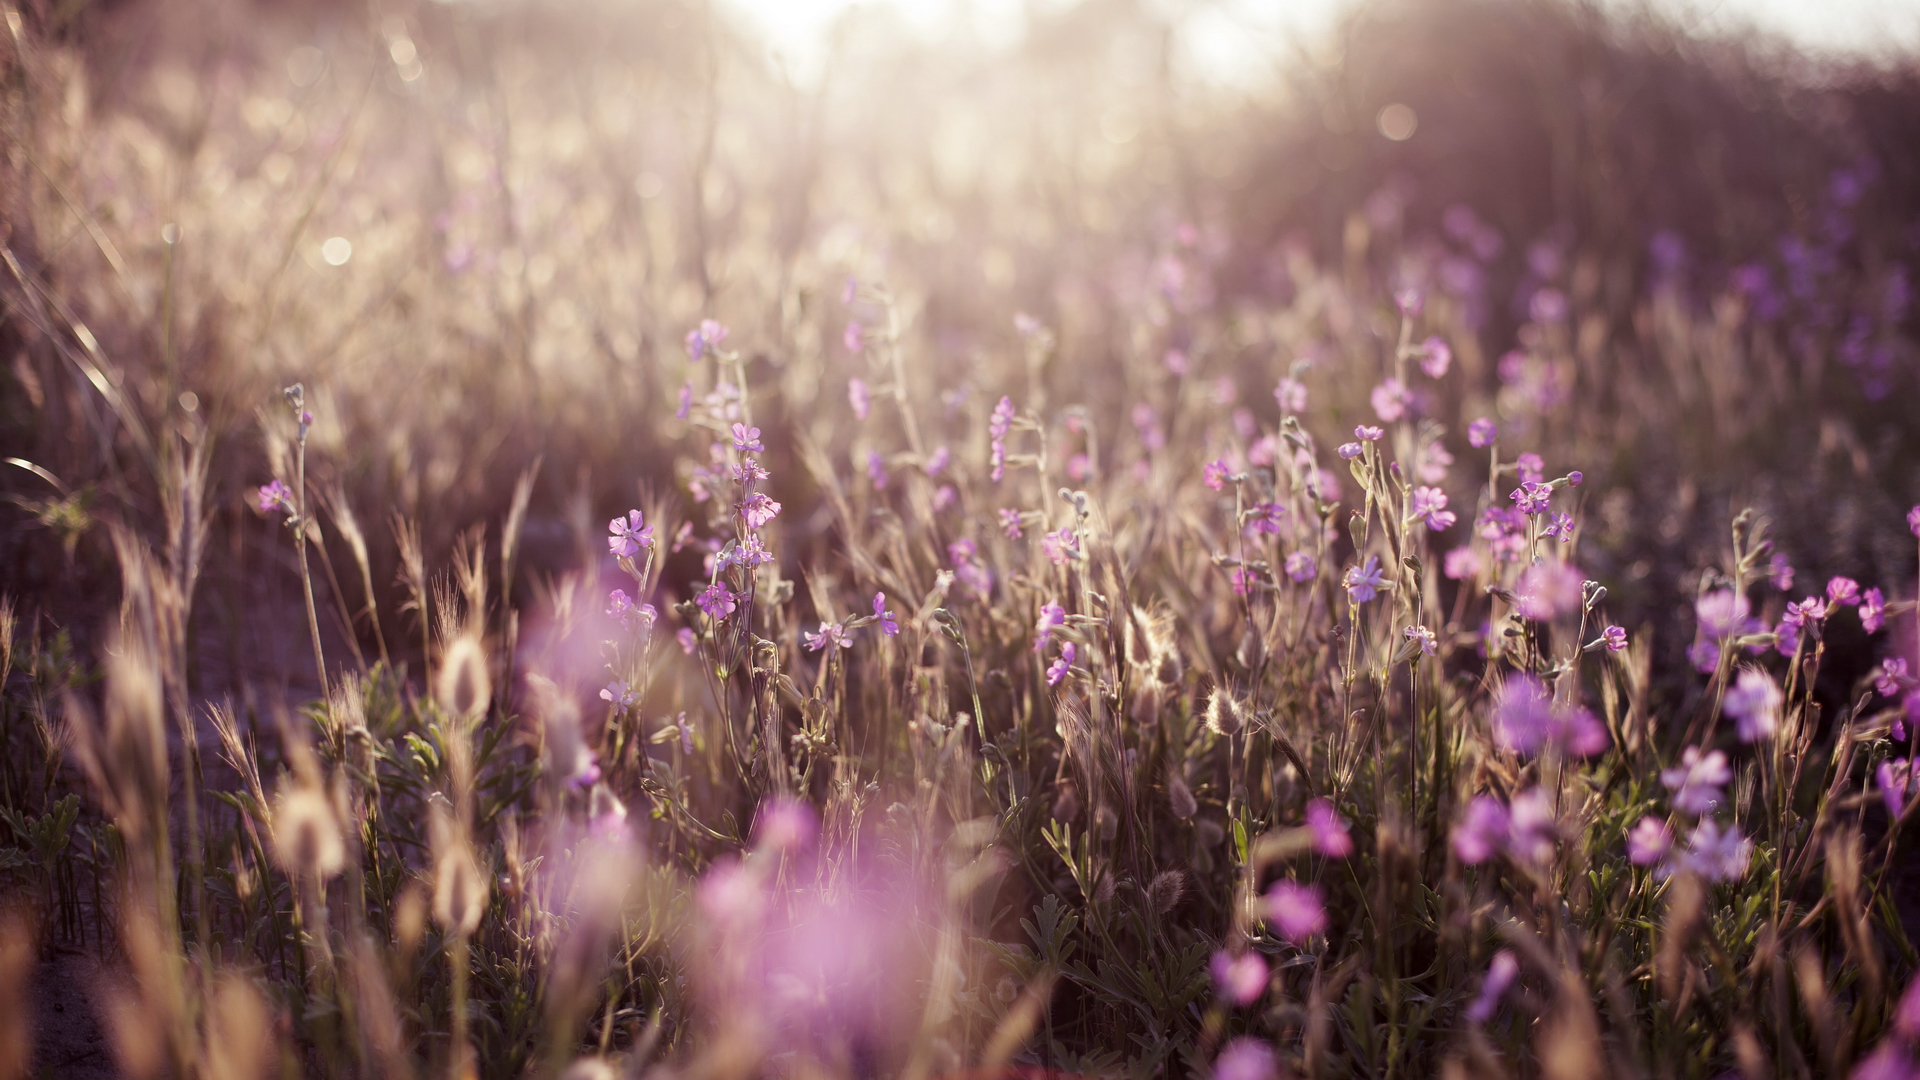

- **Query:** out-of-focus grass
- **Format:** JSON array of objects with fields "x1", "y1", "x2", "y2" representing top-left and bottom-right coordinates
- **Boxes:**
[{"x1": 2, "y1": 0, "x2": 1919, "y2": 1077}]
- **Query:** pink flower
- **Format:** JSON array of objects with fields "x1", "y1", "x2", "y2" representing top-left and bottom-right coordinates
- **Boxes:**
[
  {"x1": 1468, "y1": 417, "x2": 1497, "y2": 448},
  {"x1": 1210, "y1": 950, "x2": 1269, "y2": 1006},
  {"x1": 1404, "y1": 625, "x2": 1438, "y2": 656},
  {"x1": 606, "y1": 590, "x2": 657, "y2": 632},
  {"x1": 1675, "y1": 820, "x2": 1751, "y2": 881},
  {"x1": 1046, "y1": 642, "x2": 1075, "y2": 686},
  {"x1": 256, "y1": 479, "x2": 295, "y2": 516},
  {"x1": 1370, "y1": 378, "x2": 1409, "y2": 422},
  {"x1": 1452, "y1": 795, "x2": 1509, "y2": 864},
  {"x1": 684, "y1": 318, "x2": 728, "y2": 360},
  {"x1": 1515, "y1": 561, "x2": 1585, "y2": 620},
  {"x1": 1162, "y1": 348, "x2": 1189, "y2": 375},
  {"x1": 999, "y1": 509, "x2": 1024, "y2": 538},
  {"x1": 1443, "y1": 546, "x2": 1484, "y2": 581},
  {"x1": 1516, "y1": 452, "x2": 1545, "y2": 483},
  {"x1": 1769, "y1": 554, "x2": 1795, "y2": 591},
  {"x1": 926, "y1": 446, "x2": 951, "y2": 476},
  {"x1": 1507, "y1": 788, "x2": 1559, "y2": 863},
  {"x1": 1042, "y1": 527, "x2": 1079, "y2": 565},
  {"x1": 677, "y1": 627, "x2": 697, "y2": 654},
  {"x1": 1828, "y1": 576, "x2": 1861, "y2": 607},
  {"x1": 1627, "y1": 816, "x2": 1671, "y2": 866},
  {"x1": 677, "y1": 381, "x2": 693, "y2": 419},
  {"x1": 1204, "y1": 459, "x2": 1230, "y2": 490},
  {"x1": 848, "y1": 378, "x2": 870, "y2": 420},
  {"x1": 1602, "y1": 625, "x2": 1628, "y2": 652},
  {"x1": 1542, "y1": 511, "x2": 1575, "y2": 542},
  {"x1": 1773, "y1": 619, "x2": 1800, "y2": 657},
  {"x1": 731, "y1": 423, "x2": 764, "y2": 454},
  {"x1": 739, "y1": 493, "x2": 781, "y2": 530},
  {"x1": 1419, "y1": 336, "x2": 1451, "y2": 378},
  {"x1": 1695, "y1": 589, "x2": 1751, "y2": 638},
  {"x1": 804, "y1": 621, "x2": 851, "y2": 652},
  {"x1": 843, "y1": 320, "x2": 864, "y2": 353},
  {"x1": 1723, "y1": 667, "x2": 1782, "y2": 742},
  {"x1": 1688, "y1": 640, "x2": 1721, "y2": 673},
  {"x1": 1274, "y1": 377, "x2": 1306, "y2": 413},
  {"x1": 609, "y1": 510, "x2": 653, "y2": 557},
  {"x1": 1861, "y1": 587, "x2": 1886, "y2": 633},
  {"x1": 1410, "y1": 486, "x2": 1456, "y2": 531},
  {"x1": 1464, "y1": 951, "x2": 1519, "y2": 1024},
  {"x1": 866, "y1": 450, "x2": 888, "y2": 490},
  {"x1": 1419, "y1": 440, "x2": 1454, "y2": 483},
  {"x1": 1263, "y1": 880, "x2": 1327, "y2": 943},
  {"x1": 696, "y1": 583, "x2": 737, "y2": 620},
  {"x1": 1213, "y1": 1039, "x2": 1276, "y2": 1080},
  {"x1": 754, "y1": 796, "x2": 818, "y2": 852},
  {"x1": 1245, "y1": 502, "x2": 1286, "y2": 536},
  {"x1": 600, "y1": 680, "x2": 635, "y2": 708},
  {"x1": 1877, "y1": 759, "x2": 1913, "y2": 820},
  {"x1": 1305, "y1": 798, "x2": 1353, "y2": 857},
  {"x1": 1662, "y1": 746, "x2": 1731, "y2": 815},
  {"x1": 873, "y1": 593, "x2": 899, "y2": 637},
  {"x1": 1878, "y1": 659, "x2": 1912, "y2": 698},
  {"x1": 1784, "y1": 595, "x2": 1828, "y2": 626},
  {"x1": 1337, "y1": 442, "x2": 1363, "y2": 460},
  {"x1": 1394, "y1": 286, "x2": 1423, "y2": 317},
  {"x1": 1355, "y1": 424, "x2": 1384, "y2": 442},
  {"x1": 1910, "y1": 505, "x2": 1920, "y2": 537},
  {"x1": 1342, "y1": 556, "x2": 1388, "y2": 603},
  {"x1": 988, "y1": 396, "x2": 1016, "y2": 441},
  {"x1": 1285, "y1": 551, "x2": 1318, "y2": 583},
  {"x1": 1034, "y1": 602, "x2": 1067, "y2": 653},
  {"x1": 1510, "y1": 482, "x2": 1551, "y2": 516}
]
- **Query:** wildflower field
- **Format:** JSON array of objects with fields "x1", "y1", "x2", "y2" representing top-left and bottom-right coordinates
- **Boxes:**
[{"x1": 4, "y1": 0, "x2": 1920, "y2": 1076}]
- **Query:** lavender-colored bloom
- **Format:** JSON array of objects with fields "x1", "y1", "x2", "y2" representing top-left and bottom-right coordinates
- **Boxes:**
[
  {"x1": 1370, "y1": 378, "x2": 1409, "y2": 423},
  {"x1": 1507, "y1": 788, "x2": 1557, "y2": 864},
  {"x1": 1566, "y1": 470, "x2": 1583, "y2": 486},
  {"x1": 1878, "y1": 759, "x2": 1912, "y2": 820},
  {"x1": 1046, "y1": 642, "x2": 1075, "y2": 687},
  {"x1": 1542, "y1": 511, "x2": 1575, "y2": 542},
  {"x1": 1627, "y1": 816, "x2": 1672, "y2": 866},
  {"x1": 1419, "y1": 336, "x2": 1452, "y2": 378},
  {"x1": 1510, "y1": 482, "x2": 1552, "y2": 516},
  {"x1": 1264, "y1": 880, "x2": 1327, "y2": 943},
  {"x1": 732, "y1": 459, "x2": 769, "y2": 484},
  {"x1": 1769, "y1": 554, "x2": 1795, "y2": 591},
  {"x1": 1696, "y1": 589, "x2": 1751, "y2": 638},
  {"x1": 997, "y1": 508, "x2": 1024, "y2": 539},
  {"x1": 989, "y1": 396, "x2": 1016, "y2": 441},
  {"x1": 1465, "y1": 951, "x2": 1519, "y2": 1024},
  {"x1": 731, "y1": 423, "x2": 764, "y2": 454},
  {"x1": 1490, "y1": 674, "x2": 1553, "y2": 755},
  {"x1": 1210, "y1": 951, "x2": 1269, "y2": 1006},
  {"x1": 866, "y1": 450, "x2": 888, "y2": 490},
  {"x1": 1723, "y1": 667, "x2": 1783, "y2": 742},
  {"x1": 1394, "y1": 286, "x2": 1424, "y2": 317},
  {"x1": 1042, "y1": 527, "x2": 1079, "y2": 565},
  {"x1": 989, "y1": 440, "x2": 1006, "y2": 483},
  {"x1": 685, "y1": 318, "x2": 727, "y2": 360},
  {"x1": 1784, "y1": 595, "x2": 1828, "y2": 626},
  {"x1": 1285, "y1": 551, "x2": 1318, "y2": 583},
  {"x1": 873, "y1": 592, "x2": 899, "y2": 637},
  {"x1": 1246, "y1": 502, "x2": 1286, "y2": 536},
  {"x1": 1405, "y1": 625, "x2": 1438, "y2": 656},
  {"x1": 677, "y1": 627, "x2": 697, "y2": 654},
  {"x1": 1337, "y1": 442, "x2": 1363, "y2": 460},
  {"x1": 257, "y1": 479, "x2": 295, "y2": 515},
  {"x1": 1468, "y1": 417, "x2": 1497, "y2": 448},
  {"x1": 1305, "y1": 798, "x2": 1353, "y2": 857},
  {"x1": 1355, "y1": 424, "x2": 1384, "y2": 442},
  {"x1": 1034, "y1": 602, "x2": 1067, "y2": 653},
  {"x1": 1515, "y1": 452, "x2": 1545, "y2": 484},
  {"x1": 677, "y1": 381, "x2": 693, "y2": 420},
  {"x1": 1419, "y1": 440, "x2": 1454, "y2": 483},
  {"x1": 696, "y1": 583, "x2": 737, "y2": 620},
  {"x1": 1443, "y1": 546, "x2": 1484, "y2": 581},
  {"x1": 1410, "y1": 487, "x2": 1456, "y2": 531},
  {"x1": 1212, "y1": 1039, "x2": 1277, "y2": 1080},
  {"x1": 1861, "y1": 587, "x2": 1886, "y2": 634},
  {"x1": 740, "y1": 493, "x2": 781, "y2": 530},
  {"x1": 606, "y1": 590, "x2": 657, "y2": 632},
  {"x1": 1688, "y1": 639, "x2": 1721, "y2": 674},
  {"x1": 843, "y1": 321, "x2": 864, "y2": 353},
  {"x1": 1204, "y1": 459, "x2": 1230, "y2": 491},
  {"x1": 804, "y1": 621, "x2": 851, "y2": 652},
  {"x1": 1452, "y1": 795, "x2": 1510, "y2": 864},
  {"x1": 609, "y1": 510, "x2": 653, "y2": 557},
  {"x1": 755, "y1": 796, "x2": 818, "y2": 853},
  {"x1": 1677, "y1": 820, "x2": 1752, "y2": 881},
  {"x1": 848, "y1": 378, "x2": 871, "y2": 420},
  {"x1": 1342, "y1": 556, "x2": 1388, "y2": 604},
  {"x1": 1515, "y1": 561, "x2": 1585, "y2": 620},
  {"x1": 1828, "y1": 576, "x2": 1861, "y2": 607},
  {"x1": 1910, "y1": 505, "x2": 1920, "y2": 537},
  {"x1": 600, "y1": 680, "x2": 635, "y2": 708},
  {"x1": 1774, "y1": 619, "x2": 1800, "y2": 657},
  {"x1": 1274, "y1": 377, "x2": 1306, "y2": 413},
  {"x1": 1662, "y1": 746, "x2": 1732, "y2": 815},
  {"x1": 1878, "y1": 659, "x2": 1912, "y2": 698},
  {"x1": 1602, "y1": 625, "x2": 1628, "y2": 652}
]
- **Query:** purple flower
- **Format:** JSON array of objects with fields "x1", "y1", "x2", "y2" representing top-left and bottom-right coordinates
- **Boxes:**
[
  {"x1": 1602, "y1": 625, "x2": 1628, "y2": 652},
  {"x1": 1305, "y1": 798, "x2": 1353, "y2": 857},
  {"x1": 731, "y1": 423, "x2": 764, "y2": 454},
  {"x1": 844, "y1": 321, "x2": 864, "y2": 353},
  {"x1": 1676, "y1": 820, "x2": 1752, "y2": 881},
  {"x1": 1695, "y1": 589, "x2": 1751, "y2": 638},
  {"x1": 1723, "y1": 667, "x2": 1783, "y2": 742},
  {"x1": 1418, "y1": 440, "x2": 1454, "y2": 483},
  {"x1": 685, "y1": 318, "x2": 727, "y2": 360},
  {"x1": 1465, "y1": 951, "x2": 1519, "y2": 1025},
  {"x1": 606, "y1": 590, "x2": 657, "y2": 632},
  {"x1": 1370, "y1": 378, "x2": 1409, "y2": 423},
  {"x1": 999, "y1": 509, "x2": 1024, "y2": 538},
  {"x1": 989, "y1": 396, "x2": 1016, "y2": 441},
  {"x1": 1263, "y1": 880, "x2": 1327, "y2": 943},
  {"x1": 1355, "y1": 425, "x2": 1384, "y2": 442},
  {"x1": 848, "y1": 378, "x2": 870, "y2": 420},
  {"x1": 1245, "y1": 502, "x2": 1286, "y2": 536},
  {"x1": 1212, "y1": 1039, "x2": 1276, "y2": 1080},
  {"x1": 1688, "y1": 639, "x2": 1721, "y2": 674},
  {"x1": 1337, "y1": 442, "x2": 1363, "y2": 460},
  {"x1": 695, "y1": 582, "x2": 737, "y2": 620},
  {"x1": 600, "y1": 680, "x2": 635, "y2": 708},
  {"x1": 989, "y1": 440, "x2": 1006, "y2": 483},
  {"x1": 608, "y1": 510, "x2": 653, "y2": 557},
  {"x1": 676, "y1": 381, "x2": 693, "y2": 420},
  {"x1": 1468, "y1": 417, "x2": 1497, "y2": 448},
  {"x1": 1210, "y1": 951, "x2": 1269, "y2": 1006},
  {"x1": 1410, "y1": 487, "x2": 1457, "y2": 531},
  {"x1": 1394, "y1": 286, "x2": 1424, "y2": 317},
  {"x1": 926, "y1": 446, "x2": 951, "y2": 477},
  {"x1": 1774, "y1": 619, "x2": 1800, "y2": 657},
  {"x1": 1204, "y1": 459, "x2": 1230, "y2": 491},
  {"x1": 1507, "y1": 788, "x2": 1559, "y2": 863},
  {"x1": 1516, "y1": 452, "x2": 1545, "y2": 484},
  {"x1": 1342, "y1": 556, "x2": 1388, "y2": 604},
  {"x1": 1274, "y1": 377, "x2": 1306, "y2": 413},
  {"x1": 1452, "y1": 795, "x2": 1510, "y2": 864},
  {"x1": 1419, "y1": 336, "x2": 1452, "y2": 378},
  {"x1": 1042, "y1": 527, "x2": 1079, "y2": 565},
  {"x1": 1784, "y1": 595, "x2": 1828, "y2": 627},
  {"x1": 1443, "y1": 546, "x2": 1484, "y2": 581},
  {"x1": 1515, "y1": 561, "x2": 1585, "y2": 620},
  {"x1": 1542, "y1": 512, "x2": 1575, "y2": 542},
  {"x1": 1489, "y1": 674, "x2": 1552, "y2": 755},
  {"x1": 866, "y1": 450, "x2": 888, "y2": 490},
  {"x1": 1910, "y1": 505, "x2": 1920, "y2": 537},
  {"x1": 1510, "y1": 482, "x2": 1552, "y2": 516},
  {"x1": 1769, "y1": 554, "x2": 1795, "y2": 591},
  {"x1": 1285, "y1": 551, "x2": 1318, "y2": 583},
  {"x1": 1861, "y1": 587, "x2": 1886, "y2": 633},
  {"x1": 1627, "y1": 816, "x2": 1672, "y2": 866},
  {"x1": 1046, "y1": 642, "x2": 1075, "y2": 687},
  {"x1": 1828, "y1": 576, "x2": 1861, "y2": 607},
  {"x1": 1878, "y1": 759, "x2": 1913, "y2": 820},
  {"x1": 873, "y1": 592, "x2": 899, "y2": 637},
  {"x1": 1034, "y1": 602, "x2": 1067, "y2": 653},
  {"x1": 1404, "y1": 625, "x2": 1438, "y2": 656},
  {"x1": 1662, "y1": 746, "x2": 1731, "y2": 815},
  {"x1": 256, "y1": 479, "x2": 295, "y2": 516},
  {"x1": 739, "y1": 493, "x2": 781, "y2": 530},
  {"x1": 677, "y1": 627, "x2": 697, "y2": 654},
  {"x1": 1878, "y1": 658, "x2": 1912, "y2": 698},
  {"x1": 804, "y1": 621, "x2": 852, "y2": 652},
  {"x1": 732, "y1": 459, "x2": 769, "y2": 484}
]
